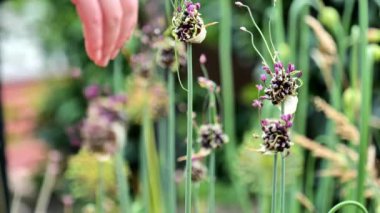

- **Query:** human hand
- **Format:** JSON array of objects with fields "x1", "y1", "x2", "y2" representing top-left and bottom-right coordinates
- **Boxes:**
[{"x1": 72, "y1": 0, "x2": 138, "y2": 67}]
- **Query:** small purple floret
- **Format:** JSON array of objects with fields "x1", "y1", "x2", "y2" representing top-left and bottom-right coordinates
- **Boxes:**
[
  {"x1": 287, "y1": 63, "x2": 295, "y2": 73},
  {"x1": 275, "y1": 62, "x2": 283, "y2": 69},
  {"x1": 260, "y1": 74, "x2": 267, "y2": 82},
  {"x1": 252, "y1": 99, "x2": 262, "y2": 109},
  {"x1": 84, "y1": 85, "x2": 101, "y2": 100},
  {"x1": 262, "y1": 65, "x2": 271, "y2": 74},
  {"x1": 261, "y1": 119, "x2": 269, "y2": 126},
  {"x1": 195, "y1": 2, "x2": 201, "y2": 9}
]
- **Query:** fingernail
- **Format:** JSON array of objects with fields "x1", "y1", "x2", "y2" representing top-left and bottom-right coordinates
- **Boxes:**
[
  {"x1": 100, "y1": 57, "x2": 110, "y2": 67},
  {"x1": 95, "y1": 50, "x2": 102, "y2": 62}
]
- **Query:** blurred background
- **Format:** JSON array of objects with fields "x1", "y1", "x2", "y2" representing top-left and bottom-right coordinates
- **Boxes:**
[{"x1": 1, "y1": 0, "x2": 380, "y2": 212}]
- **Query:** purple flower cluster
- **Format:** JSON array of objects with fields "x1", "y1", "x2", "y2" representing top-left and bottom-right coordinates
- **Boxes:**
[
  {"x1": 84, "y1": 85, "x2": 101, "y2": 100},
  {"x1": 197, "y1": 124, "x2": 228, "y2": 150},
  {"x1": 253, "y1": 61, "x2": 301, "y2": 107},
  {"x1": 191, "y1": 160, "x2": 207, "y2": 182},
  {"x1": 172, "y1": 1, "x2": 205, "y2": 42},
  {"x1": 80, "y1": 95, "x2": 126, "y2": 155},
  {"x1": 259, "y1": 114, "x2": 293, "y2": 154}
]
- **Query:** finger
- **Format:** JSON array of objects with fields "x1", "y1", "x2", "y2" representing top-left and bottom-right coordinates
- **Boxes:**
[
  {"x1": 72, "y1": 0, "x2": 103, "y2": 62},
  {"x1": 110, "y1": 0, "x2": 139, "y2": 59},
  {"x1": 98, "y1": 0, "x2": 123, "y2": 66}
]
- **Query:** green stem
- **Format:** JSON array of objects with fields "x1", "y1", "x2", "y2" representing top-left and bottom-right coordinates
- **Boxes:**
[
  {"x1": 281, "y1": 155, "x2": 285, "y2": 213},
  {"x1": 220, "y1": 0, "x2": 252, "y2": 212},
  {"x1": 140, "y1": 130, "x2": 150, "y2": 213},
  {"x1": 271, "y1": 153, "x2": 278, "y2": 213},
  {"x1": 165, "y1": 0, "x2": 171, "y2": 24},
  {"x1": 356, "y1": 0, "x2": 370, "y2": 204},
  {"x1": 305, "y1": 154, "x2": 315, "y2": 202},
  {"x1": 168, "y1": 72, "x2": 177, "y2": 213},
  {"x1": 143, "y1": 109, "x2": 162, "y2": 213},
  {"x1": 280, "y1": 104, "x2": 285, "y2": 213},
  {"x1": 296, "y1": 2, "x2": 310, "y2": 134},
  {"x1": 158, "y1": 115, "x2": 168, "y2": 204},
  {"x1": 97, "y1": 161, "x2": 105, "y2": 213},
  {"x1": 317, "y1": 8, "x2": 346, "y2": 213},
  {"x1": 208, "y1": 152, "x2": 215, "y2": 213},
  {"x1": 113, "y1": 55, "x2": 131, "y2": 213},
  {"x1": 328, "y1": 200, "x2": 368, "y2": 213},
  {"x1": 114, "y1": 133, "x2": 131, "y2": 213},
  {"x1": 273, "y1": 0, "x2": 286, "y2": 45},
  {"x1": 207, "y1": 90, "x2": 217, "y2": 213},
  {"x1": 348, "y1": 26, "x2": 360, "y2": 122},
  {"x1": 342, "y1": 0, "x2": 356, "y2": 33},
  {"x1": 185, "y1": 43, "x2": 193, "y2": 213}
]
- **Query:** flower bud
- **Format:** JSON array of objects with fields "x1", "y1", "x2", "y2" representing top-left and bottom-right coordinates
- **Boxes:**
[
  {"x1": 199, "y1": 54, "x2": 207, "y2": 64},
  {"x1": 240, "y1": 26, "x2": 248, "y2": 32},
  {"x1": 319, "y1": 7, "x2": 341, "y2": 31},
  {"x1": 260, "y1": 74, "x2": 267, "y2": 82},
  {"x1": 84, "y1": 85, "x2": 101, "y2": 100},
  {"x1": 235, "y1": 1, "x2": 244, "y2": 7}
]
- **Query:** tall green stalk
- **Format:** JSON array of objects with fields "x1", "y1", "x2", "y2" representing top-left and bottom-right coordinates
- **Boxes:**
[
  {"x1": 356, "y1": 0, "x2": 371, "y2": 202},
  {"x1": 280, "y1": 156, "x2": 285, "y2": 213},
  {"x1": 275, "y1": 0, "x2": 285, "y2": 43},
  {"x1": 113, "y1": 55, "x2": 131, "y2": 213},
  {"x1": 342, "y1": 0, "x2": 356, "y2": 33},
  {"x1": 208, "y1": 152, "x2": 216, "y2": 213},
  {"x1": 271, "y1": 154, "x2": 278, "y2": 213},
  {"x1": 168, "y1": 72, "x2": 176, "y2": 213},
  {"x1": 140, "y1": 129, "x2": 150, "y2": 213},
  {"x1": 185, "y1": 43, "x2": 193, "y2": 213},
  {"x1": 348, "y1": 26, "x2": 359, "y2": 122},
  {"x1": 208, "y1": 91, "x2": 217, "y2": 213},
  {"x1": 280, "y1": 104, "x2": 285, "y2": 213},
  {"x1": 316, "y1": 8, "x2": 347, "y2": 212},
  {"x1": 298, "y1": 5, "x2": 312, "y2": 209},
  {"x1": 220, "y1": 0, "x2": 251, "y2": 212},
  {"x1": 287, "y1": 1, "x2": 310, "y2": 212},
  {"x1": 143, "y1": 109, "x2": 163, "y2": 213},
  {"x1": 158, "y1": 69, "x2": 168, "y2": 209},
  {"x1": 114, "y1": 148, "x2": 130, "y2": 213}
]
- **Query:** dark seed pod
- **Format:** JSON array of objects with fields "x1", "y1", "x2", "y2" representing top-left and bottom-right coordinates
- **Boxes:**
[
  {"x1": 172, "y1": 1, "x2": 206, "y2": 43},
  {"x1": 259, "y1": 115, "x2": 293, "y2": 154},
  {"x1": 191, "y1": 160, "x2": 207, "y2": 182},
  {"x1": 198, "y1": 124, "x2": 228, "y2": 150}
]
